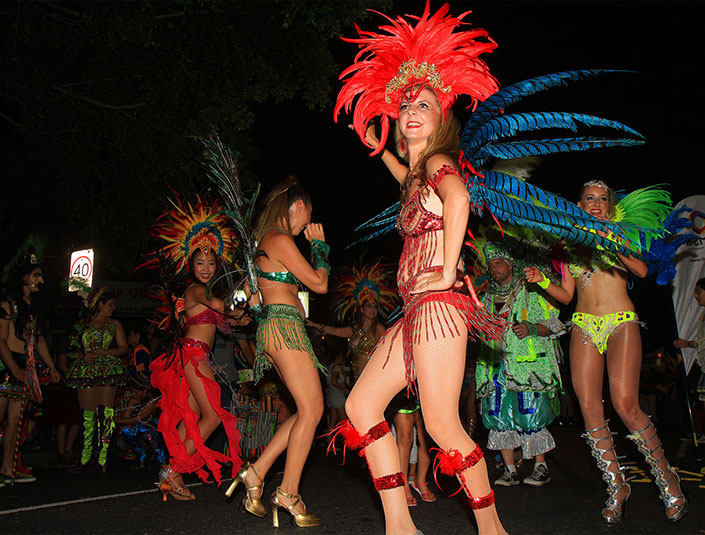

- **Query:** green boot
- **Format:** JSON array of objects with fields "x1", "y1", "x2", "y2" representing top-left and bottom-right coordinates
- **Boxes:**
[
  {"x1": 97, "y1": 406, "x2": 115, "y2": 467},
  {"x1": 80, "y1": 410, "x2": 96, "y2": 465}
]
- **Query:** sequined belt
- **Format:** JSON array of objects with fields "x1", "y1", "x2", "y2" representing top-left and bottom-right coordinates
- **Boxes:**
[{"x1": 180, "y1": 337, "x2": 211, "y2": 353}]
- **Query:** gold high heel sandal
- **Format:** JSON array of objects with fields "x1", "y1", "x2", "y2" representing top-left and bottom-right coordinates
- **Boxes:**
[
  {"x1": 270, "y1": 487, "x2": 320, "y2": 528},
  {"x1": 157, "y1": 465, "x2": 195, "y2": 502},
  {"x1": 224, "y1": 463, "x2": 267, "y2": 518}
]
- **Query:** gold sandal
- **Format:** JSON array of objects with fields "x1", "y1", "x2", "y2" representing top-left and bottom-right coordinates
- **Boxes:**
[
  {"x1": 270, "y1": 486, "x2": 320, "y2": 528},
  {"x1": 225, "y1": 462, "x2": 267, "y2": 518}
]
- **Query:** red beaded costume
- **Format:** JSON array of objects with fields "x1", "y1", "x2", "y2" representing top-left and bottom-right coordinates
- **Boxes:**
[{"x1": 382, "y1": 164, "x2": 505, "y2": 387}]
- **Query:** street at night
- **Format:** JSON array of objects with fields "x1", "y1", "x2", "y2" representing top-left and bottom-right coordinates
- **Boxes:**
[{"x1": 1, "y1": 426, "x2": 703, "y2": 534}]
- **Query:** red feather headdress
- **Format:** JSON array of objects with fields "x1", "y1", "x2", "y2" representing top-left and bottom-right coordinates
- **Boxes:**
[
  {"x1": 334, "y1": 262, "x2": 399, "y2": 322},
  {"x1": 140, "y1": 194, "x2": 236, "y2": 275},
  {"x1": 334, "y1": 2, "x2": 499, "y2": 155}
]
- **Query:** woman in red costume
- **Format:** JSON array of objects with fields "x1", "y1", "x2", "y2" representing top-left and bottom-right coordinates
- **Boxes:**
[
  {"x1": 226, "y1": 176, "x2": 329, "y2": 529},
  {"x1": 332, "y1": 4, "x2": 507, "y2": 535},
  {"x1": 144, "y1": 196, "x2": 242, "y2": 501}
]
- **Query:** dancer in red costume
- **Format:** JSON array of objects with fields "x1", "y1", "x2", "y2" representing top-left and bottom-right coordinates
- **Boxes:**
[
  {"x1": 332, "y1": 4, "x2": 507, "y2": 535},
  {"x1": 143, "y1": 196, "x2": 243, "y2": 501}
]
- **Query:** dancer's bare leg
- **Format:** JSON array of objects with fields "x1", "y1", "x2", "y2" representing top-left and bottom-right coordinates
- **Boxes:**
[
  {"x1": 345, "y1": 327, "x2": 415, "y2": 535},
  {"x1": 247, "y1": 348, "x2": 323, "y2": 513},
  {"x1": 413, "y1": 412, "x2": 434, "y2": 499},
  {"x1": 176, "y1": 360, "x2": 222, "y2": 456},
  {"x1": 394, "y1": 412, "x2": 415, "y2": 503},
  {"x1": 0, "y1": 400, "x2": 22, "y2": 475},
  {"x1": 414, "y1": 309, "x2": 505, "y2": 535}
]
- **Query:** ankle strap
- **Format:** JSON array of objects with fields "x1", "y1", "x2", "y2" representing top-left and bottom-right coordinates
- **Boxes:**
[
  {"x1": 276, "y1": 486, "x2": 301, "y2": 504},
  {"x1": 373, "y1": 472, "x2": 405, "y2": 491},
  {"x1": 249, "y1": 463, "x2": 263, "y2": 484}
]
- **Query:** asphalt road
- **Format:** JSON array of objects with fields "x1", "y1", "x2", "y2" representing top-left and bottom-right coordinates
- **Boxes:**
[{"x1": 1, "y1": 426, "x2": 703, "y2": 535}]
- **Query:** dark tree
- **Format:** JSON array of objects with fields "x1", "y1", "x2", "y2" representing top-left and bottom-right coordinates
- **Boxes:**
[{"x1": 0, "y1": 0, "x2": 390, "y2": 277}]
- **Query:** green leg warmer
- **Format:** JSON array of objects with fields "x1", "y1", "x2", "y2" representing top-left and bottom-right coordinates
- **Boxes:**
[
  {"x1": 80, "y1": 410, "x2": 96, "y2": 465},
  {"x1": 97, "y1": 406, "x2": 115, "y2": 467}
]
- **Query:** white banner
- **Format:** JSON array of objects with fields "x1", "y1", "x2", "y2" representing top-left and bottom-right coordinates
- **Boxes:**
[{"x1": 671, "y1": 196, "x2": 705, "y2": 373}]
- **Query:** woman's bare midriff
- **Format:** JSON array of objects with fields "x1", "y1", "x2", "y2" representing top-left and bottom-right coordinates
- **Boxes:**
[
  {"x1": 575, "y1": 268, "x2": 635, "y2": 315},
  {"x1": 259, "y1": 280, "x2": 305, "y2": 316}
]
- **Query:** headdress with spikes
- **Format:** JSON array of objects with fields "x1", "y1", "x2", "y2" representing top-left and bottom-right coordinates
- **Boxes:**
[
  {"x1": 334, "y1": 262, "x2": 399, "y2": 323},
  {"x1": 141, "y1": 195, "x2": 236, "y2": 276},
  {"x1": 334, "y1": 2, "x2": 499, "y2": 156}
]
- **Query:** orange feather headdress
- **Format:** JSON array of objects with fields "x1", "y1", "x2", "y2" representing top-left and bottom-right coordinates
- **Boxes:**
[
  {"x1": 141, "y1": 195, "x2": 236, "y2": 275},
  {"x1": 334, "y1": 262, "x2": 399, "y2": 322},
  {"x1": 334, "y1": 2, "x2": 499, "y2": 155}
]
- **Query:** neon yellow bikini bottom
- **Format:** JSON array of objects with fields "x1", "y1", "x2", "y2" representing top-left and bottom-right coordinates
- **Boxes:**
[{"x1": 571, "y1": 311, "x2": 640, "y2": 355}]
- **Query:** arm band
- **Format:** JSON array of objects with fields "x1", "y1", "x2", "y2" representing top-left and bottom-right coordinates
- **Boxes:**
[
  {"x1": 311, "y1": 239, "x2": 331, "y2": 273},
  {"x1": 537, "y1": 272, "x2": 551, "y2": 289}
]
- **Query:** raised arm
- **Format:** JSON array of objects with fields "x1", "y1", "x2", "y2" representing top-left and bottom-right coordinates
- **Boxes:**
[
  {"x1": 266, "y1": 230, "x2": 329, "y2": 294},
  {"x1": 356, "y1": 124, "x2": 408, "y2": 184},
  {"x1": 304, "y1": 319, "x2": 353, "y2": 339}
]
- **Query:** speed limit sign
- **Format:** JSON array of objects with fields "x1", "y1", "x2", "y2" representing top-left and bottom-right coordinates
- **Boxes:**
[{"x1": 68, "y1": 249, "x2": 94, "y2": 291}]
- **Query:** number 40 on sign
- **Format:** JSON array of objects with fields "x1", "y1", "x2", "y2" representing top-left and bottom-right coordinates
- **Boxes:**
[{"x1": 68, "y1": 249, "x2": 94, "y2": 291}]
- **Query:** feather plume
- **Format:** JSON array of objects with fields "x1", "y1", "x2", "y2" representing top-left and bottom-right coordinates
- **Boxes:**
[{"x1": 335, "y1": 2, "x2": 498, "y2": 155}]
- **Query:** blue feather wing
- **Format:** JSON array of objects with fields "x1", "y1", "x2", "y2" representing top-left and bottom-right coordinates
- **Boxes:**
[
  {"x1": 641, "y1": 207, "x2": 696, "y2": 285},
  {"x1": 474, "y1": 137, "x2": 644, "y2": 167},
  {"x1": 469, "y1": 172, "x2": 636, "y2": 254},
  {"x1": 354, "y1": 202, "x2": 400, "y2": 231},
  {"x1": 466, "y1": 70, "x2": 629, "y2": 133},
  {"x1": 463, "y1": 111, "x2": 644, "y2": 156}
]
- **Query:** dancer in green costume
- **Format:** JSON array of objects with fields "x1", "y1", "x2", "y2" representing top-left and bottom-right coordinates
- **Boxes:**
[
  {"x1": 65, "y1": 287, "x2": 128, "y2": 473},
  {"x1": 227, "y1": 176, "x2": 329, "y2": 528}
]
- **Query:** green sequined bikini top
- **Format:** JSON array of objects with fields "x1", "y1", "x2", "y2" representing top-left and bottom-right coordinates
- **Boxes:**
[{"x1": 255, "y1": 257, "x2": 300, "y2": 286}]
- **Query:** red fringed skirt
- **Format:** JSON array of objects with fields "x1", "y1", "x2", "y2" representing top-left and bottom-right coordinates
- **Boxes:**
[
  {"x1": 150, "y1": 338, "x2": 241, "y2": 484},
  {"x1": 384, "y1": 269, "x2": 506, "y2": 389}
]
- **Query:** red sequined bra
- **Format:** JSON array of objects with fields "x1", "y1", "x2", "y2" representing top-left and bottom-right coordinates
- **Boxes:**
[
  {"x1": 184, "y1": 307, "x2": 229, "y2": 331},
  {"x1": 396, "y1": 166, "x2": 451, "y2": 238}
]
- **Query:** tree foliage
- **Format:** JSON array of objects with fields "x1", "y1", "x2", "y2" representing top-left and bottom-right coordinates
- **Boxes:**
[{"x1": 0, "y1": 0, "x2": 390, "y2": 277}]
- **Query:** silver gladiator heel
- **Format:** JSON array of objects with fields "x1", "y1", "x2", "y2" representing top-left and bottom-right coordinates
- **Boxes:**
[
  {"x1": 582, "y1": 422, "x2": 631, "y2": 524},
  {"x1": 627, "y1": 418, "x2": 688, "y2": 523}
]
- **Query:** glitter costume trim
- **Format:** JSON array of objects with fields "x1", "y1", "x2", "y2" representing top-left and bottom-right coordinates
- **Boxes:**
[
  {"x1": 254, "y1": 304, "x2": 323, "y2": 381},
  {"x1": 487, "y1": 428, "x2": 556, "y2": 459},
  {"x1": 571, "y1": 311, "x2": 642, "y2": 354},
  {"x1": 150, "y1": 340, "x2": 241, "y2": 485},
  {"x1": 184, "y1": 307, "x2": 230, "y2": 331}
]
